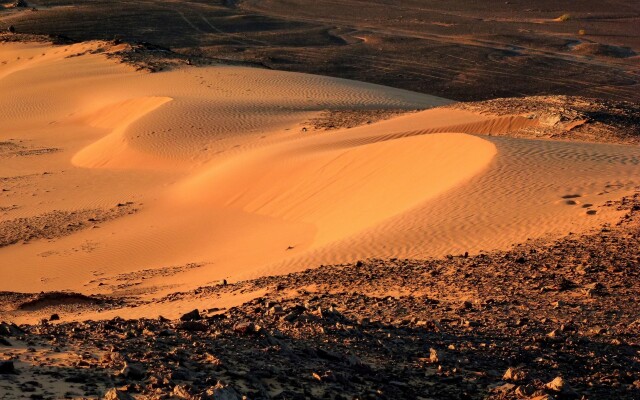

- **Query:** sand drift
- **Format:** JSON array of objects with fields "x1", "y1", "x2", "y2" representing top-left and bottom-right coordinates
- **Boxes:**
[{"x1": 1, "y1": 41, "x2": 640, "y2": 297}]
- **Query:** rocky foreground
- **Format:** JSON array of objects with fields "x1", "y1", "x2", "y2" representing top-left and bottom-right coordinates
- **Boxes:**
[{"x1": 1, "y1": 193, "x2": 639, "y2": 399}]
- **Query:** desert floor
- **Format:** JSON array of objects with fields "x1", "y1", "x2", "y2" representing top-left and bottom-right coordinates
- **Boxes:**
[
  {"x1": 2, "y1": 0, "x2": 639, "y2": 102},
  {"x1": 0, "y1": 38, "x2": 639, "y2": 399},
  {"x1": 1, "y1": 39, "x2": 639, "y2": 318}
]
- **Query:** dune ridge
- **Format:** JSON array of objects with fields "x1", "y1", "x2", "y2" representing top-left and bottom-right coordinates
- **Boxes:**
[
  {"x1": 176, "y1": 132, "x2": 496, "y2": 247},
  {"x1": 71, "y1": 97, "x2": 174, "y2": 169}
]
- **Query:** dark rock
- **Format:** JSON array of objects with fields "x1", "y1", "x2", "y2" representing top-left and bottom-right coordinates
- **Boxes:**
[
  {"x1": 120, "y1": 362, "x2": 146, "y2": 380},
  {"x1": 178, "y1": 321, "x2": 208, "y2": 332},
  {"x1": 233, "y1": 322, "x2": 255, "y2": 335},
  {"x1": 180, "y1": 309, "x2": 201, "y2": 321},
  {"x1": 0, "y1": 322, "x2": 24, "y2": 337},
  {"x1": 0, "y1": 360, "x2": 17, "y2": 374},
  {"x1": 170, "y1": 368, "x2": 192, "y2": 381},
  {"x1": 515, "y1": 384, "x2": 536, "y2": 397},
  {"x1": 204, "y1": 382, "x2": 242, "y2": 400},
  {"x1": 316, "y1": 348, "x2": 342, "y2": 361},
  {"x1": 283, "y1": 312, "x2": 298, "y2": 322}
]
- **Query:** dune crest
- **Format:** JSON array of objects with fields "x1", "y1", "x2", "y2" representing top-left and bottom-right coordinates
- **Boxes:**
[
  {"x1": 178, "y1": 133, "x2": 496, "y2": 247},
  {"x1": 71, "y1": 97, "x2": 173, "y2": 169}
]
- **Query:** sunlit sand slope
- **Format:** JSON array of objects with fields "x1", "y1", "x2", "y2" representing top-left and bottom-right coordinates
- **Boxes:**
[{"x1": 176, "y1": 132, "x2": 495, "y2": 247}]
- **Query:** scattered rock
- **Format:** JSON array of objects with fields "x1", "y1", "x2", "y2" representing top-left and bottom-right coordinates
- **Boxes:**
[
  {"x1": 0, "y1": 322, "x2": 23, "y2": 336},
  {"x1": 120, "y1": 362, "x2": 146, "y2": 380},
  {"x1": 447, "y1": 96, "x2": 640, "y2": 145},
  {"x1": 233, "y1": 321, "x2": 255, "y2": 335},
  {"x1": 515, "y1": 384, "x2": 537, "y2": 397},
  {"x1": 172, "y1": 384, "x2": 193, "y2": 399},
  {"x1": 429, "y1": 348, "x2": 444, "y2": 363},
  {"x1": 103, "y1": 388, "x2": 134, "y2": 400},
  {"x1": 0, "y1": 360, "x2": 16, "y2": 374},
  {"x1": 180, "y1": 309, "x2": 201, "y2": 321},
  {"x1": 545, "y1": 376, "x2": 577, "y2": 395},
  {"x1": 178, "y1": 321, "x2": 208, "y2": 332},
  {"x1": 503, "y1": 367, "x2": 526, "y2": 382},
  {"x1": 494, "y1": 382, "x2": 516, "y2": 393},
  {"x1": 204, "y1": 382, "x2": 242, "y2": 400}
]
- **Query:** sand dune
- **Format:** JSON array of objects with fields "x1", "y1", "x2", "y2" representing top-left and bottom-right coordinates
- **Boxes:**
[
  {"x1": 1, "y1": 40, "x2": 640, "y2": 308},
  {"x1": 176, "y1": 132, "x2": 496, "y2": 247},
  {"x1": 71, "y1": 97, "x2": 174, "y2": 169}
]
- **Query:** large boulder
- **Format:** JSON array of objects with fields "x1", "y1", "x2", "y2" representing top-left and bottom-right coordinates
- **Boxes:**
[{"x1": 180, "y1": 309, "x2": 201, "y2": 321}]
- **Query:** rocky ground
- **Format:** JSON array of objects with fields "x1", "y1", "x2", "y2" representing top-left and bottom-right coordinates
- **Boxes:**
[
  {"x1": 0, "y1": 292, "x2": 119, "y2": 315},
  {"x1": 0, "y1": 140, "x2": 59, "y2": 158},
  {"x1": 304, "y1": 96, "x2": 640, "y2": 144},
  {"x1": 0, "y1": 203, "x2": 137, "y2": 248},
  {"x1": 1, "y1": 192, "x2": 639, "y2": 399},
  {"x1": 0, "y1": 33, "x2": 262, "y2": 73},
  {"x1": 2, "y1": 0, "x2": 639, "y2": 102},
  {"x1": 447, "y1": 96, "x2": 640, "y2": 145},
  {"x1": 305, "y1": 109, "x2": 419, "y2": 131}
]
